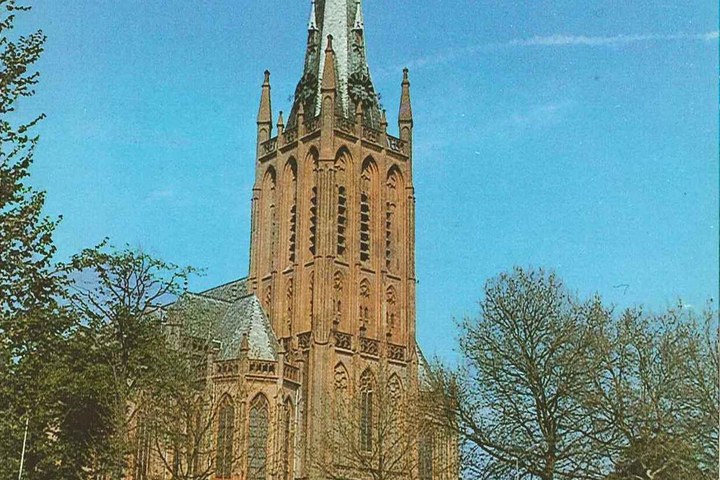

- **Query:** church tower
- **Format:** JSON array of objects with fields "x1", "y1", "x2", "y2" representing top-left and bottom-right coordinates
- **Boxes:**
[{"x1": 247, "y1": 0, "x2": 418, "y2": 476}]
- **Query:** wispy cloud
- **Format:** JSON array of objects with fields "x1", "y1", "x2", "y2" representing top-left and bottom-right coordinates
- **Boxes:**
[
  {"x1": 377, "y1": 31, "x2": 718, "y2": 75},
  {"x1": 486, "y1": 100, "x2": 577, "y2": 137},
  {"x1": 501, "y1": 31, "x2": 719, "y2": 48}
]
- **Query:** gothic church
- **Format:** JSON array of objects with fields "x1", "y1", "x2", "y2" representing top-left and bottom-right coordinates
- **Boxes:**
[{"x1": 136, "y1": 1, "x2": 454, "y2": 479}]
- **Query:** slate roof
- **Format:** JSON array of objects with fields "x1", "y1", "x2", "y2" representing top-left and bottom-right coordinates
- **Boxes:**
[
  {"x1": 168, "y1": 282, "x2": 279, "y2": 361},
  {"x1": 201, "y1": 277, "x2": 250, "y2": 302}
]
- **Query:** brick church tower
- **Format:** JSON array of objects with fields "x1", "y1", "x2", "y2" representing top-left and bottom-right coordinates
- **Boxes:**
[
  {"x1": 247, "y1": 0, "x2": 419, "y2": 474},
  {"x1": 143, "y1": 2, "x2": 456, "y2": 480}
]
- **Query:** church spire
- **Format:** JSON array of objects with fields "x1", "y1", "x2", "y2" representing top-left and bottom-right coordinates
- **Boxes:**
[{"x1": 288, "y1": 0, "x2": 381, "y2": 128}]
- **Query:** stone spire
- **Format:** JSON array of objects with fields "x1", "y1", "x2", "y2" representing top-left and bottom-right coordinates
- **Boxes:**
[
  {"x1": 288, "y1": 0, "x2": 381, "y2": 128},
  {"x1": 256, "y1": 70, "x2": 273, "y2": 150}
]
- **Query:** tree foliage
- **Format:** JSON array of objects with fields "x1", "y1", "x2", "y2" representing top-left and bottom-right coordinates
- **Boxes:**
[
  {"x1": 0, "y1": 1, "x2": 71, "y2": 478},
  {"x1": 62, "y1": 242, "x2": 197, "y2": 478}
]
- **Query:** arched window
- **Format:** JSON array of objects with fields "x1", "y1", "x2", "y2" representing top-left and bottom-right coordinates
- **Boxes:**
[
  {"x1": 359, "y1": 158, "x2": 378, "y2": 264},
  {"x1": 387, "y1": 374, "x2": 403, "y2": 445},
  {"x1": 305, "y1": 150, "x2": 318, "y2": 258},
  {"x1": 284, "y1": 159, "x2": 298, "y2": 266},
  {"x1": 335, "y1": 150, "x2": 349, "y2": 258},
  {"x1": 359, "y1": 278, "x2": 371, "y2": 329},
  {"x1": 282, "y1": 399, "x2": 294, "y2": 480},
  {"x1": 248, "y1": 394, "x2": 269, "y2": 480},
  {"x1": 216, "y1": 401, "x2": 235, "y2": 479},
  {"x1": 264, "y1": 285, "x2": 272, "y2": 317},
  {"x1": 385, "y1": 166, "x2": 404, "y2": 273},
  {"x1": 261, "y1": 167, "x2": 277, "y2": 274},
  {"x1": 359, "y1": 369, "x2": 375, "y2": 452},
  {"x1": 334, "y1": 363, "x2": 349, "y2": 393},
  {"x1": 309, "y1": 185, "x2": 317, "y2": 256}
]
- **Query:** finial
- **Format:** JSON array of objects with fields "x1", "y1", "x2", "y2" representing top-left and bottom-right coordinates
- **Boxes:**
[
  {"x1": 326, "y1": 34, "x2": 334, "y2": 52},
  {"x1": 380, "y1": 109, "x2": 388, "y2": 127},
  {"x1": 263, "y1": 70, "x2": 271, "y2": 85},
  {"x1": 353, "y1": 1, "x2": 364, "y2": 31},
  {"x1": 240, "y1": 333, "x2": 249, "y2": 352},
  {"x1": 308, "y1": 0, "x2": 318, "y2": 31},
  {"x1": 277, "y1": 111, "x2": 285, "y2": 128},
  {"x1": 402, "y1": 67, "x2": 410, "y2": 84}
]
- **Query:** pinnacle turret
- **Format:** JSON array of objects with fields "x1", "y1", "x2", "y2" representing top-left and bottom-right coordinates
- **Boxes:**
[{"x1": 256, "y1": 70, "x2": 273, "y2": 150}]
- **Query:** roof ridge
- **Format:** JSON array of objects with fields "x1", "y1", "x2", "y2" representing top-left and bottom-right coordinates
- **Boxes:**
[
  {"x1": 198, "y1": 276, "x2": 249, "y2": 294},
  {"x1": 186, "y1": 292, "x2": 234, "y2": 305}
]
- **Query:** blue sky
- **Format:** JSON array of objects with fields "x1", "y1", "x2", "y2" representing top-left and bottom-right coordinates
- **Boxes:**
[{"x1": 17, "y1": 0, "x2": 719, "y2": 361}]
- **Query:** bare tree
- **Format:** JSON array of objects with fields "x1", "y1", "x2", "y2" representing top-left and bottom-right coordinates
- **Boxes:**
[
  {"x1": 444, "y1": 267, "x2": 602, "y2": 480},
  {"x1": 312, "y1": 362, "x2": 458, "y2": 480},
  {"x1": 440, "y1": 267, "x2": 718, "y2": 480},
  {"x1": 585, "y1": 303, "x2": 718, "y2": 480}
]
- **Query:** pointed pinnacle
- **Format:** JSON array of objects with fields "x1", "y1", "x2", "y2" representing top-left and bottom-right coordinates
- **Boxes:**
[
  {"x1": 399, "y1": 68, "x2": 413, "y2": 123},
  {"x1": 322, "y1": 35, "x2": 337, "y2": 91},
  {"x1": 257, "y1": 70, "x2": 272, "y2": 124},
  {"x1": 353, "y1": 1, "x2": 365, "y2": 31},
  {"x1": 277, "y1": 111, "x2": 284, "y2": 128},
  {"x1": 308, "y1": 0, "x2": 318, "y2": 31}
]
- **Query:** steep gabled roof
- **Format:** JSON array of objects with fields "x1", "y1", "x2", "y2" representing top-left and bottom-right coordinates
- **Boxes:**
[{"x1": 169, "y1": 290, "x2": 279, "y2": 361}]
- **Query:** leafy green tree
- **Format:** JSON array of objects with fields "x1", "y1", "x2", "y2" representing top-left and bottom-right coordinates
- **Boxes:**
[
  {"x1": 0, "y1": 1, "x2": 73, "y2": 478},
  {"x1": 63, "y1": 242, "x2": 196, "y2": 478}
]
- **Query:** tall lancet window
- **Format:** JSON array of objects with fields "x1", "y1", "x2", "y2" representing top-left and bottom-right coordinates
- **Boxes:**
[
  {"x1": 359, "y1": 369, "x2": 375, "y2": 452},
  {"x1": 335, "y1": 151, "x2": 349, "y2": 258},
  {"x1": 305, "y1": 150, "x2": 318, "y2": 258},
  {"x1": 248, "y1": 394, "x2": 269, "y2": 480},
  {"x1": 216, "y1": 401, "x2": 235, "y2": 479},
  {"x1": 360, "y1": 158, "x2": 378, "y2": 264},
  {"x1": 284, "y1": 159, "x2": 298, "y2": 266},
  {"x1": 310, "y1": 186, "x2": 318, "y2": 256},
  {"x1": 261, "y1": 167, "x2": 277, "y2": 274},
  {"x1": 359, "y1": 278, "x2": 371, "y2": 330},
  {"x1": 385, "y1": 166, "x2": 403, "y2": 273}
]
